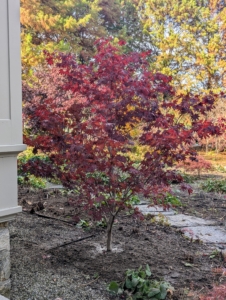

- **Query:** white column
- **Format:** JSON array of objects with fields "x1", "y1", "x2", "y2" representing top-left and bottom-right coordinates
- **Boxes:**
[
  {"x1": 0, "y1": 0, "x2": 26, "y2": 298},
  {"x1": 0, "y1": 0, "x2": 26, "y2": 222}
]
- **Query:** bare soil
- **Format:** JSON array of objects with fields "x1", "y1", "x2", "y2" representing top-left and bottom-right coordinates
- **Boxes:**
[
  {"x1": 174, "y1": 174, "x2": 226, "y2": 224},
  {"x1": 13, "y1": 176, "x2": 226, "y2": 300}
]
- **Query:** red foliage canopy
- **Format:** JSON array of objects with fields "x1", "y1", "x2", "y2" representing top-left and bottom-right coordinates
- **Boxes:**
[
  {"x1": 22, "y1": 39, "x2": 221, "y2": 222},
  {"x1": 176, "y1": 155, "x2": 213, "y2": 176}
]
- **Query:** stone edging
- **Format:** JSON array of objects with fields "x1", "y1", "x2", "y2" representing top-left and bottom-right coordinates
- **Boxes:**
[{"x1": 0, "y1": 223, "x2": 10, "y2": 299}]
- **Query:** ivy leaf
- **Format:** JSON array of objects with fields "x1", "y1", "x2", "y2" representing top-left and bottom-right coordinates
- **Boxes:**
[
  {"x1": 107, "y1": 281, "x2": 119, "y2": 294},
  {"x1": 145, "y1": 265, "x2": 152, "y2": 277},
  {"x1": 148, "y1": 288, "x2": 160, "y2": 297}
]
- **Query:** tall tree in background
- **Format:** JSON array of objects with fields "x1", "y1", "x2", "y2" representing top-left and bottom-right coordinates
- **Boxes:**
[
  {"x1": 21, "y1": 0, "x2": 226, "y2": 92},
  {"x1": 139, "y1": 0, "x2": 226, "y2": 94},
  {"x1": 21, "y1": 0, "x2": 150, "y2": 78},
  {"x1": 21, "y1": 0, "x2": 104, "y2": 77},
  {"x1": 100, "y1": 0, "x2": 153, "y2": 52}
]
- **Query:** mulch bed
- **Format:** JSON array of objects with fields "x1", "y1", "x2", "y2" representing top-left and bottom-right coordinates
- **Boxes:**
[{"x1": 14, "y1": 180, "x2": 226, "y2": 299}]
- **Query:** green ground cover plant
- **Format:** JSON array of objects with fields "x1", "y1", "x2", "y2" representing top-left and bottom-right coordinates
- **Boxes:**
[
  {"x1": 18, "y1": 147, "x2": 48, "y2": 188},
  {"x1": 214, "y1": 164, "x2": 226, "y2": 173},
  {"x1": 163, "y1": 193, "x2": 181, "y2": 207},
  {"x1": 18, "y1": 174, "x2": 46, "y2": 189},
  {"x1": 108, "y1": 265, "x2": 173, "y2": 299},
  {"x1": 201, "y1": 179, "x2": 226, "y2": 193}
]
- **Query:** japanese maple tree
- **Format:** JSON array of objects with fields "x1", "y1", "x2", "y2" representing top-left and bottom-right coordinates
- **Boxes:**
[
  {"x1": 22, "y1": 39, "x2": 221, "y2": 251},
  {"x1": 177, "y1": 155, "x2": 213, "y2": 177}
]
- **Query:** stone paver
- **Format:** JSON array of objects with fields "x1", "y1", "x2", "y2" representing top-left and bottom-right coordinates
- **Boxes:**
[
  {"x1": 0, "y1": 295, "x2": 9, "y2": 300},
  {"x1": 161, "y1": 213, "x2": 226, "y2": 247},
  {"x1": 45, "y1": 182, "x2": 64, "y2": 189},
  {"x1": 135, "y1": 205, "x2": 176, "y2": 216},
  {"x1": 181, "y1": 226, "x2": 226, "y2": 244},
  {"x1": 0, "y1": 224, "x2": 10, "y2": 299},
  {"x1": 166, "y1": 214, "x2": 216, "y2": 227}
]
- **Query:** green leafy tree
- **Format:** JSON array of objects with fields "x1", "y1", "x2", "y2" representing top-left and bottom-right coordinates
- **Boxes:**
[
  {"x1": 21, "y1": 0, "x2": 106, "y2": 77},
  {"x1": 21, "y1": 0, "x2": 149, "y2": 78},
  {"x1": 139, "y1": 0, "x2": 226, "y2": 94}
]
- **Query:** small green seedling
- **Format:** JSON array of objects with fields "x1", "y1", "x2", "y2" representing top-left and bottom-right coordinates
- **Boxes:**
[
  {"x1": 76, "y1": 219, "x2": 91, "y2": 229},
  {"x1": 209, "y1": 249, "x2": 220, "y2": 259},
  {"x1": 96, "y1": 218, "x2": 107, "y2": 228}
]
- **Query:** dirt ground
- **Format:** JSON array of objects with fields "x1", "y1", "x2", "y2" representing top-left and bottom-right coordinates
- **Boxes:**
[
  {"x1": 174, "y1": 174, "x2": 226, "y2": 224},
  {"x1": 14, "y1": 174, "x2": 226, "y2": 300}
]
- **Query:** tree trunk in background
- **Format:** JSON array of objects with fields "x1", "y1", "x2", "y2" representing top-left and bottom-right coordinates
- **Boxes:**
[
  {"x1": 215, "y1": 137, "x2": 219, "y2": 153},
  {"x1": 206, "y1": 138, "x2": 209, "y2": 153}
]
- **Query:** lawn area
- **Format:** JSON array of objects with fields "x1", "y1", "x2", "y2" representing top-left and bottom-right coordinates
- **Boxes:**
[{"x1": 200, "y1": 152, "x2": 226, "y2": 169}]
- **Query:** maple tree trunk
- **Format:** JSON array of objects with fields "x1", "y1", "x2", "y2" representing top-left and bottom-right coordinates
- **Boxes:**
[
  {"x1": 215, "y1": 138, "x2": 219, "y2": 153},
  {"x1": 206, "y1": 138, "x2": 209, "y2": 153},
  {"x1": 106, "y1": 215, "x2": 115, "y2": 251}
]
